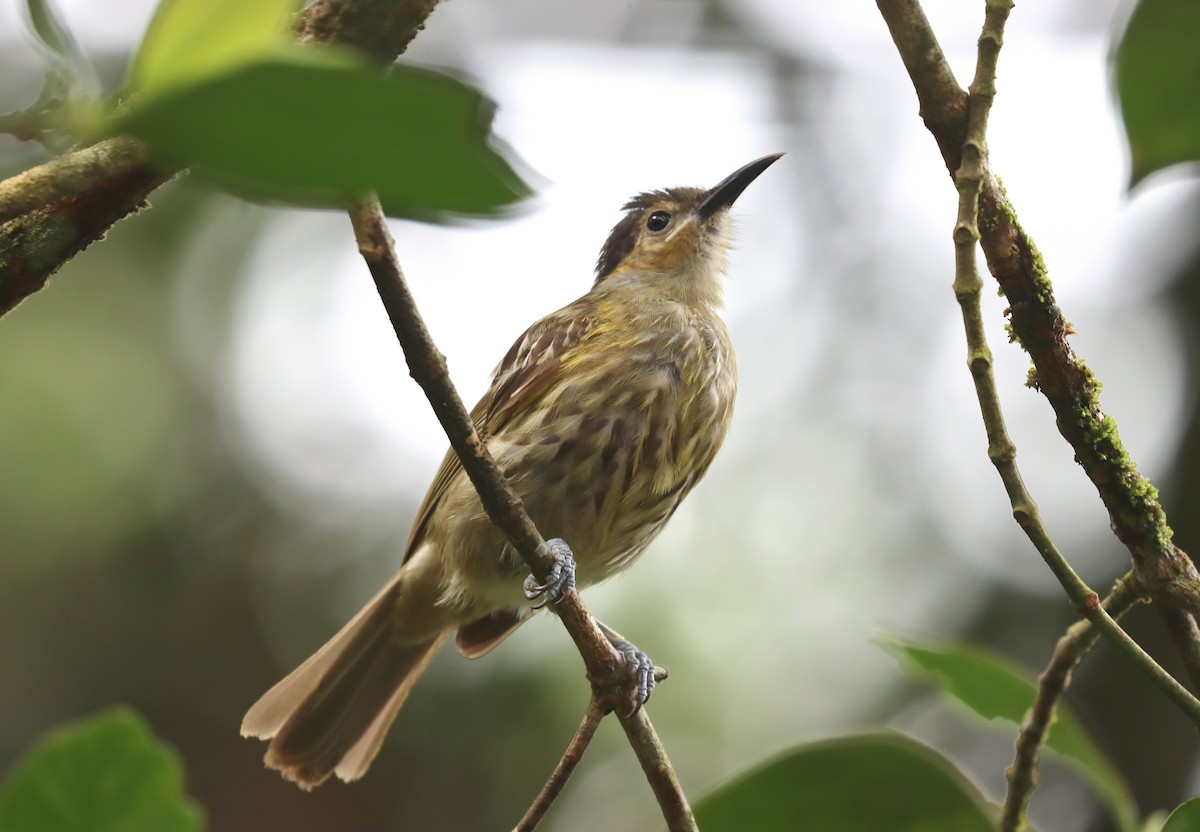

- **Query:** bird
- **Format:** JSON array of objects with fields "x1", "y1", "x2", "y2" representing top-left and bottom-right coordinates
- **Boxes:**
[{"x1": 241, "y1": 153, "x2": 783, "y2": 789}]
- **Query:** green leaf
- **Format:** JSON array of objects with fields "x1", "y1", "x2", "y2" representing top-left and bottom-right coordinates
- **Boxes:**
[
  {"x1": 22, "y1": 0, "x2": 99, "y2": 101},
  {"x1": 0, "y1": 707, "x2": 202, "y2": 832},
  {"x1": 693, "y1": 733, "x2": 994, "y2": 832},
  {"x1": 1113, "y1": 0, "x2": 1200, "y2": 185},
  {"x1": 130, "y1": 0, "x2": 301, "y2": 94},
  {"x1": 881, "y1": 636, "x2": 1138, "y2": 832},
  {"x1": 110, "y1": 55, "x2": 531, "y2": 219},
  {"x1": 25, "y1": 0, "x2": 84, "y2": 67},
  {"x1": 1163, "y1": 800, "x2": 1200, "y2": 832}
]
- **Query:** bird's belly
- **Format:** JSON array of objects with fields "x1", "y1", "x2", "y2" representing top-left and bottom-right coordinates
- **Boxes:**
[
  {"x1": 495, "y1": 403, "x2": 708, "y2": 582},
  {"x1": 431, "y1": 360, "x2": 730, "y2": 614}
]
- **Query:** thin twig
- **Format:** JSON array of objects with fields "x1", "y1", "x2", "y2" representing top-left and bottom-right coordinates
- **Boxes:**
[
  {"x1": 944, "y1": 0, "x2": 1200, "y2": 728},
  {"x1": 346, "y1": 197, "x2": 697, "y2": 832},
  {"x1": 1160, "y1": 608, "x2": 1200, "y2": 693},
  {"x1": 614, "y1": 706, "x2": 696, "y2": 829},
  {"x1": 514, "y1": 699, "x2": 605, "y2": 832},
  {"x1": 1001, "y1": 573, "x2": 1145, "y2": 832},
  {"x1": 875, "y1": 0, "x2": 1200, "y2": 621}
]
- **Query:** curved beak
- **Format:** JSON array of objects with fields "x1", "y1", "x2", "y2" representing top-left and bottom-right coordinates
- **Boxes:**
[{"x1": 696, "y1": 153, "x2": 784, "y2": 219}]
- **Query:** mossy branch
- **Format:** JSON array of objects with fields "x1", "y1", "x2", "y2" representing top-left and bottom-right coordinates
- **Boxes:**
[
  {"x1": 939, "y1": 0, "x2": 1200, "y2": 734},
  {"x1": 0, "y1": 137, "x2": 149, "y2": 227},
  {"x1": 875, "y1": 0, "x2": 1200, "y2": 638}
]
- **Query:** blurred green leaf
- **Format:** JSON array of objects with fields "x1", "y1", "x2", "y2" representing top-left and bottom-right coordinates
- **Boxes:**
[
  {"x1": 21, "y1": 0, "x2": 99, "y2": 115},
  {"x1": 110, "y1": 55, "x2": 531, "y2": 219},
  {"x1": 0, "y1": 707, "x2": 202, "y2": 832},
  {"x1": 881, "y1": 636, "x2": 1137, "y2": 832},
  {"x1": 1163, "y1": 800, "x2": 1200, "y2": 832},
  {"x1": 693, "y1": 733, "x2": 993, "y2": 831},
  {"x1": 130, "y1": 0, "x2": 301, "y2": 95},
  {"x1": 24, "y1": 0, "x2": 85, "y2": 68},
  {"x1": 1113, "y1": 0, "x2": 1200, "y2": 185}
]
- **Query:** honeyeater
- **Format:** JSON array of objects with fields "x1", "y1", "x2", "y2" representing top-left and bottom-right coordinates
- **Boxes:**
[{"x1": 241, "y1": 153, "x2": 782, "y2": 788}]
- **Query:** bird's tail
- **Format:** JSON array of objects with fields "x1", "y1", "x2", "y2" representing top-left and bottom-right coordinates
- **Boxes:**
[{"x1": 241, "y1": 579, "x2": 448, "y2": 789}]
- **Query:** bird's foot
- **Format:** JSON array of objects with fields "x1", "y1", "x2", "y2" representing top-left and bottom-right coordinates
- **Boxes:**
[
  {"x1": 523, "y1": 538, "x2": 576, "y2": 610},
  {"x1": 593, "y1": 621, "x2": 666, "y2": 713}
]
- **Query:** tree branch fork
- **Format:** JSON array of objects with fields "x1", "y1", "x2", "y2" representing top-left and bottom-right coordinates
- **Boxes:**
[{"x1": 877, "y1": 0, "x2": 1200, "y2": 828}]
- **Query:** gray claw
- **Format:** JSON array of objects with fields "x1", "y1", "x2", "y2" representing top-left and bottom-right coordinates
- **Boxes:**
[
  {"x1": 595, "y1": 621, "x2": 657, "y2": 709},
  {"x1": 523, "y1": 538, "x2": 576, "y2": 610},
  {"x1": 614, "y1": 640, "x2": 655, "y2": 707}
]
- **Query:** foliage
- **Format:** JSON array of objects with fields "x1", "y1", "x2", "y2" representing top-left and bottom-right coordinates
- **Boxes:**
[
  {"x1": 129, "y1": 0, "x2": 303, "y2": 95},
  {"x1": 109, "y1": 0, "x2": 530, "y2": 219},
  {"x1": 1114, "y1": 0, "x2": 1200, "y2": 185},
  {"x1": 881, "y1": 637, "x2": 1137, "y2": 832},
  {"x1": 692, "y1": 733, "x2": 994, "y2": 832},
  {"x1": 112, "y1": 55, "x2": 531, "y2": 219},
  {"x1": 0, "y1": 708, "x2": 202, "y2": 832},
  {"x1": 1163, "y1": 799, "x2": 1200, "y2": 832}
]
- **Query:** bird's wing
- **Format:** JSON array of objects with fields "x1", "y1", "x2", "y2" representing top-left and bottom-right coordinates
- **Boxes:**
[
  {"x1": 479, "y1": 299, "x2": 596, "y2": 432},
  {"x1": 399, "y1": 299, "x2": 596, "y2": 562}
]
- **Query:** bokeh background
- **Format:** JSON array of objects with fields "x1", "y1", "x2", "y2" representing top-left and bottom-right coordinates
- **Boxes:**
[{"x1": 3, "y1": 0, "x2": 1200, "y2": 829}]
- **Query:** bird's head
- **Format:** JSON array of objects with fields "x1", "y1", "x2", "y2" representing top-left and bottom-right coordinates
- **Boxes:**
[{"x1": 592, "y1": 153, "x2": 782, "y2": 309}]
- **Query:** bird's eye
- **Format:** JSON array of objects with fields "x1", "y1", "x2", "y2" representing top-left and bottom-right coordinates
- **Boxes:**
[{"x1": 646, "y1": 211, "x2": 671, "y2": 233}]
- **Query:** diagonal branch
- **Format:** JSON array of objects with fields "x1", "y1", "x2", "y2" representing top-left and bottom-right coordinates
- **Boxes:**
[
  {"x1": 875, "y1": 0, "x2": 1200, "y2": 623},
  {"x1": 514, "y1": 698, "x2": 605, "y2": 831},
  {"x1": 347, "y1": 196, "x2": 697, "y2": 832},
  {"x1": 0, "y1": 153, "x2": 174, "y2": 316},
  {"x1": 0, "y1": 136, "x2": 150, "y2": 227},
  {"x1": 1001, "y1": 573, "x2": 1144, "y2": 832},
  {"x1": 0, "y1": 0, "x2": 445, "y2": 319},
  {"x1": 1160, "y1": 609, "x2": 1200, "y2": 693},
  {"x1": 613, "y1": 705, "x2": 693, "y2": 825}
]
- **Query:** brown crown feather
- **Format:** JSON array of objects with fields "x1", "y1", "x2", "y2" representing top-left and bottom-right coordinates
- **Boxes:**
[{"x1": 593, "y1": 187, "x2": 706, "y2": 281}]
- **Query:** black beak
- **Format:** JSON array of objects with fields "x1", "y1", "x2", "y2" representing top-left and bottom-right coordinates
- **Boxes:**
[{"x1": 696, "y1": 153, "x2": 784, "y2": 219}]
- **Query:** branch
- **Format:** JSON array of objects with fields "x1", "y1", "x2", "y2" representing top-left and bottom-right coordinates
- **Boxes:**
[
  {"x1": 614, "y1": 706, "x2": 694, "y2": 828},
  {"x1": 1160, "y1": 609, "x2": 1200, "y2": 692},
  {"x1": 0, "y1": 0, "x2": 445, "y2": 318},
  {"x1": 298, "y1": 0, "x2": 440, "y2": 62},
  {"x1": 0, "y1": 136, "x2": 149, "y2": 226},
  {"x1": 347, "y1": 197, "x2": 697, "y2": 832},
  {"x1": 0, "y1": 161, "x2": 174, "y2": 316},
  {"x1": 1001, "y1": 574, "x2": 1145, "y2": 832},
  {"x1": 937, "y1": 0, "x2": 1200, "y2": 727},
  {"x1": 875, "y1": 0, "x2": 1200, "y2": 620},
  {"x1": 514, "y1": 699, "x2": 605, "y2": 831}
]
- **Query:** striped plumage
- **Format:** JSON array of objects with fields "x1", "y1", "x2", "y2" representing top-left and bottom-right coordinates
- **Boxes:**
[{"x1": 242, "y1": 154, "x2": 781, "y2": 789}]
